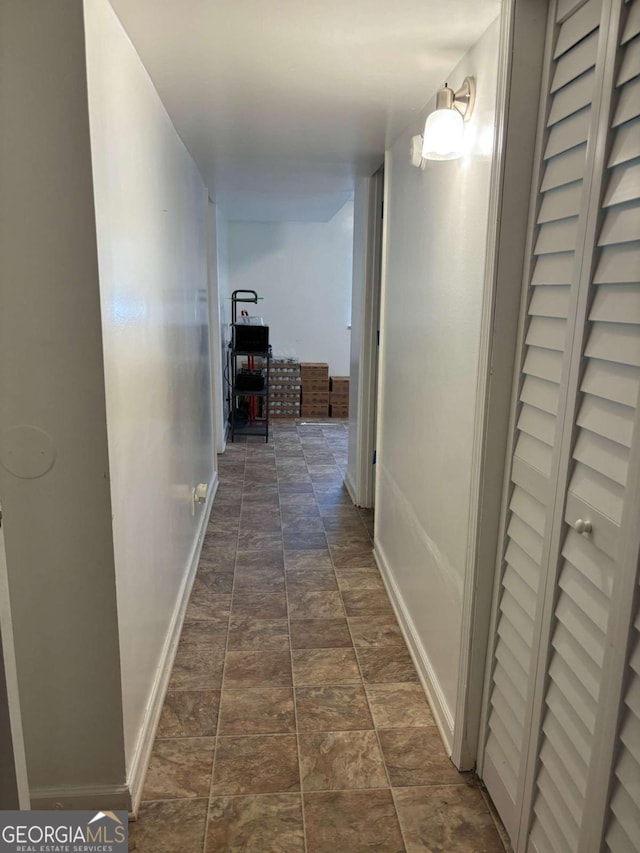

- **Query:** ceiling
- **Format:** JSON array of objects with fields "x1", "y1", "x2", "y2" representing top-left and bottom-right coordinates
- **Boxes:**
[{"x1": 108, "y1": 0, "x2": 500, "y2": 221}]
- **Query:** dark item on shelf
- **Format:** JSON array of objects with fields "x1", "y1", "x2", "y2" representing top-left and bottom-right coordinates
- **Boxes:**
[
  {"x1": 229, "y1": 406, "x2": 249, "y2": 427},
  {"x1": 236, "y1": 369, "x2": 265, "y2": 391},
  {"x1": 233, "y1": 322, "x2": 269, "y2": 353}
]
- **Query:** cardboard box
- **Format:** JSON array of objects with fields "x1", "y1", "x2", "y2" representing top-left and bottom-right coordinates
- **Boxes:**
[
  {"x1": 330, "y1": 376, "x2": 350, "y2": 392},
  {"x1": 301, "y1": 362, "x2": 329, "y2": 382},
  {"x1": 330, "y1": 391, "x2": 349, "y2": 405},
  {"x1": 330, "y1": 405, "x2": 349, "y2": 418},
  {"x1": 302, "y1": 379, "x2": 329, "y2": 393},
  {"x1": 302, "y1": 391, "x2": 329, "y2": 406},
  {"x1": 301, "y1": 405, "x2": 329, "y2": 418}
]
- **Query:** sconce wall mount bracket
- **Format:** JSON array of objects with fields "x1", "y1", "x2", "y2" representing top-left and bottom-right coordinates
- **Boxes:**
[{"x1": 439, "y1": 77, "x2": 475, "y2": 122}]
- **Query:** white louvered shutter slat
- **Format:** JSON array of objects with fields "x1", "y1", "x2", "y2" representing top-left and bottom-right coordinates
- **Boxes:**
[
  {"x1": 520, "y1": 375, "x2": 561, "y2": 416},
  {"x1": 551, "y1": 31, "x2": 599, "y2": 91},
  {"x1": 540, "y1": 144, "x2": 588, "y2": 188},
  {"x1": 518, "y1": 405, "x2": 557, "y2": 447},
  {"x1": 603, "y1": 159, "x2": 640, "y2": 206},
  {"x1": 598, "y1": 201, "x2": 640, "y2": 245},
  {"x1": 545, "y1": 109, "x2": 592, "y2": 160},
  {"x1": 612, "y1": 76, "x2": 640, "y2": 126},
  {"x1": 538, "y1": 181, "x2": 584, "y2": 223},
  {"x1": 535, "y1": 217, "x2": 580, "y2": 254},
  {"x1": 609, "y1": 119, "x2": 640, "y2": 167},
  {"x1": 529, "y1": 284, "x2": 573, "y2": 317},
  {"x1": 617, "y1": 33, "x2": 640, "y2": 84},
  {"x1": 590, "y1": 282, "x2": 640, "y2": 323},
  {"x1": 576, "y1": 394, "x2": 635, "y2": 446},
  {"x1": 532, "y1": 251, "x2": 575, "y2": 284},
  {"x1": 554, "y1": 0, "x2": 602, "y2": 58},
  {"x1": 622, "y1": 0, "x2": 640, "y2": 41},
  {"x1": 580, "y1": 359, "x2": 640, "y2": 408}
]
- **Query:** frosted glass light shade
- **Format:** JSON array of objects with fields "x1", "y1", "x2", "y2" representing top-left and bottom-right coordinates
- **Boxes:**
[{"x1": 422, "y1": 108, "x2": 465, "y2": 160}]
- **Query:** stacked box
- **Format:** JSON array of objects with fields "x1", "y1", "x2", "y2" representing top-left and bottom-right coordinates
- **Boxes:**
[
  {"x1": 268, "y1": 357, "x2": 301, "y2": 418},
  {"x1": 303, "y1": 379, "x2": 330, "y2": 393},
  {"x1": 330, "y1": 405, "x2": 349, "y2": 418},
  {"x1": 301, "y1": 362, "x2": 329, "y2": 383},
  {"x1": 329, "y1": 375, "x2": 350, "y2": 418},
  {"x1": 330, "y1": 376, "x2": 350, "y2": 393},
  {"x1": 300, "y1": 363, "x2": 329, "y2": 417}
]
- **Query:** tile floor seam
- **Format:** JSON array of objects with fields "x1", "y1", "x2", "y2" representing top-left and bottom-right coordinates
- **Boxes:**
[
  {"x1": 202, "y1": 442, "x2": 246, "y2": 853},
  {"x1": 335, "y1": 537, "x2": 410, "y2": 853},
  {"x1": 279, "y1": 446, "x2": 309, "y2": 853}
]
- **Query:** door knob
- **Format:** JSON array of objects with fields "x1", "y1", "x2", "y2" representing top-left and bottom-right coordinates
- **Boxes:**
[{"x1": 574, "y1": 519, "x2": 592, "y2": 534}]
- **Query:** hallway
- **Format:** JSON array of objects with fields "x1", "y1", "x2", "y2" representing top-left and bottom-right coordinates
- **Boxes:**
[{"x1": 130, "y1": 422, "x2": 506, "y2": 852}]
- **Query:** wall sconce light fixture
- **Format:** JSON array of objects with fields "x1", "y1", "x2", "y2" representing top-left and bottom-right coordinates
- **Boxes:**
[{"x1": 410, "y1": 77, "x2": 476, "y2": 167}]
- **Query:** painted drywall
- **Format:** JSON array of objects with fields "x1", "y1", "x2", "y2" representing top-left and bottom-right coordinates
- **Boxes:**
[
  {"x1": 84, "y1": 0, "x2": 214, "y2": 771},
  {"x1": 0, "y1": 0, "x2": 126, "y2": 801},
  {"x1": 218, "y1": 202, "x2": 354, "y2": 375},
  {"x1": 375, "y1": 18, "x2": 500, "y2": 735}
]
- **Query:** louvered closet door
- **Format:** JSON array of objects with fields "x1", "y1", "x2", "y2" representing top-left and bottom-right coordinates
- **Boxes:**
[
  {"x1": 599, "y1": 7, "x2": 640, "y2": 850},
  {"x1": 481, "y1": 0, "x2": 640, "y2": 850},
  {"x1": 481, "y1": 0, "x2": 607, "y2": 840},
  {"x1": 527, "y1": 3, "x2": 640, "y2": 849}
]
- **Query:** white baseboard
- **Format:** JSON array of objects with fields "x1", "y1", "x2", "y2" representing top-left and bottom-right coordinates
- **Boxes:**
[
  {"x1": 374, "y1": 540, "x2": 455, "y2": 755},
  {"x1": 30, "y1": 784, "x2": 131, "y2": 811},
  {"x1": 344, "y1": 471, "x2": 358, "y2": 506},
  {"x1": 127, "y1": 473, "x2": 219, "y2": 817}
]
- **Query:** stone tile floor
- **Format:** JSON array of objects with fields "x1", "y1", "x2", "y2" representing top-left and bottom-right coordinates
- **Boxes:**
[{"x1": 130, "y1": 420, "x2": 507, "y2": 852}]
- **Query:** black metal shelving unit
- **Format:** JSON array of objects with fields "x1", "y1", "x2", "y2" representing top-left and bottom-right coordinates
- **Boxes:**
[
  {"x1": 229, "y1": 349, "x2": 270, "y2": 443},
  {"x1": 227, "y1": 290, "x2": 270, "y2": 443}
]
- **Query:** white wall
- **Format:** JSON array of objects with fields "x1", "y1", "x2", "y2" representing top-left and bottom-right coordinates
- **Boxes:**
[
  {"x1": 0, "y1": 0, "x2": 126, "y2": 805},
  {"x1": 375, "y1": 19, "x2": 500, "y2": 744},
  {"x1": 84, "y1": 0, "x2": 215, "y2": 774},
  {"x1": 219, "y1": 201, "x2": 354, "y2": 375}
]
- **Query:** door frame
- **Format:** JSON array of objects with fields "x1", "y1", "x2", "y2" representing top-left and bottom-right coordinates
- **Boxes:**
[
  {"x1": 0, "y1": 505, "x2": 30, "y2": 808},
  {"x1": 451, "y1": 0, "x2": 551, "y2": 769},
  {"x1": 348, "y1": 167, "x2": 384, "y2": 508}
]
